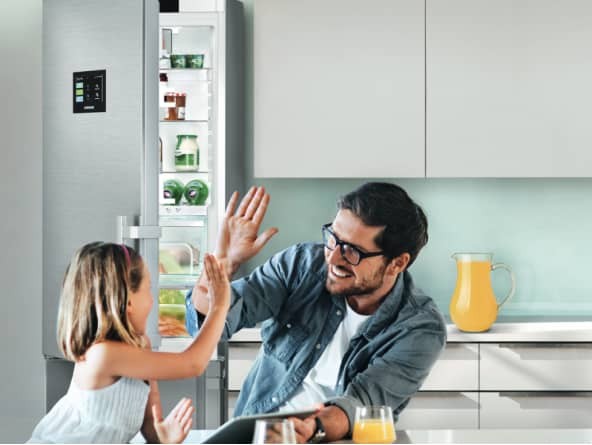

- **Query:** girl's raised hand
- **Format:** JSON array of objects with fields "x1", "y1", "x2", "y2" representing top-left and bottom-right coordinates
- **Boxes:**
[
  {"x1": 152, "y1": 398, "x2": 194, "y2": 444},
  {"x1": 203, "y1": 253, "x2": 230, "y2": 312}
]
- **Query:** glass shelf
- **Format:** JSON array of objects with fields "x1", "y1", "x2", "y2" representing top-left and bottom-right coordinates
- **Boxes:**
[
  {"x1": 160, "y1": 169, "x2": 210, "y2": 174},
  {"x1": 160, "y1": 68, "x2": 211, "y2": 72},
  {"x1": 159, "y1": 273, "x2": 199, "y2": 290},
  {"x1": 160, "y1": 205, "x2": 207, "y2": 216},
  {"x1": 159, "y1": 119, "x2": 210, "y2": 123}
]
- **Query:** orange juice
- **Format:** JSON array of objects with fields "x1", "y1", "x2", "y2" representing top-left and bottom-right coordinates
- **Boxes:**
[
  {"x1": 352, "y1": 419, "x2": 396, "y2": 444},
  {"x1": 449, "y1": 259, "x2": 498, "y2": 332}
]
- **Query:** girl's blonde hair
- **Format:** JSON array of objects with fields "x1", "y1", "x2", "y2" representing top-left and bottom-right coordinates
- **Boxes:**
[{"x1": 57, "y1": 242, "x2": 146, "y2": 360}]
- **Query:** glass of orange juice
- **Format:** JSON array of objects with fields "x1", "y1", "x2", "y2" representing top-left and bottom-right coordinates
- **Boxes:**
[{"x1": 352, "y1": 405, "x2": 396, "y2": 444}]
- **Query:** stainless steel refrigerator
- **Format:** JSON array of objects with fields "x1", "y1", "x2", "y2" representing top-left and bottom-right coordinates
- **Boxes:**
[{"x1": 42, "y1": 0, "x2": 243, "y2": 429}]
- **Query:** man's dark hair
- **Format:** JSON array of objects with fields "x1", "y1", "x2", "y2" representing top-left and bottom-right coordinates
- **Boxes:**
[{"x1": 337, "y1": 182, "x2": 428, "y2": 267}]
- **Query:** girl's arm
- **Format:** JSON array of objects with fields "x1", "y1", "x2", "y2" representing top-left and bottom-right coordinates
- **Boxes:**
[
  {"x1": 142, "y1": 381, "x2": 193, "y2": 444},
  {"x1": 141, "y1": 380, "x2": 161, "y2": 444},
  {"x1": 86, "y1": 254, "x2": 230, "y2": 381}
]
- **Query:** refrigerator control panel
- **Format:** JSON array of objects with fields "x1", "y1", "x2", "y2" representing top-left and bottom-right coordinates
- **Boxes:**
[{"x1": 73, "y1": 69, "x2": 106, "y2": 113}]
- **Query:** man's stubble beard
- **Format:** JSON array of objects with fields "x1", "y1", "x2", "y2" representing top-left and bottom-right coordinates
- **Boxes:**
[{"x1": 325, "y1": 262, "x2": 388, "y2": 298}]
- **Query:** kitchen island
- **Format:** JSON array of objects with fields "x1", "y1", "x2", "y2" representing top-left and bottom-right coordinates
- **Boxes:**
[{"x1": 155, "y1": 428, "x2": 592, "y2": 443}]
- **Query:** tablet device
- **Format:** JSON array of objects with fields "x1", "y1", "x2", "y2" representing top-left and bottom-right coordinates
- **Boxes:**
[{"x1": 202, "y1": 409, "x2": 318, "y2": 444}]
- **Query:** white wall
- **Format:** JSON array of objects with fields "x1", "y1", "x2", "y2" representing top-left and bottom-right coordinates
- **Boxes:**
[{"x1": 0, "y1": 0, "x2": 44, "y2": 441}]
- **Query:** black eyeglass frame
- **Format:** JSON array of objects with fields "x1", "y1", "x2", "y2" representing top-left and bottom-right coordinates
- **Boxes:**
[{"x1": 321, "y1": 223, "x2": 385, "y2": 266}]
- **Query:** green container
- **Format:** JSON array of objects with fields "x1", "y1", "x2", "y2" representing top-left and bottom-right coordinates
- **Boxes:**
[
  {"x1": 175, "y1": 134, "x2": 199, "y2": 171},
  {"x1": 170, "y1": 54, "x2": 186, "y2": 68},
  {"x1": 163, "y1": 179, "x2": 184, "y2": 205},
  {"x1": 186, "y1": 54, "x2": 204, "y2": 69},
  {"x1": 184, "y1": 179, "x2": 209, "y2": 205}
]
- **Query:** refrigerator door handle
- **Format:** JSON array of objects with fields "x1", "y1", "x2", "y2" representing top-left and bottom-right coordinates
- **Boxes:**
[{"x1": 117, "y1": 215, "x2": 161, "y2": 242}]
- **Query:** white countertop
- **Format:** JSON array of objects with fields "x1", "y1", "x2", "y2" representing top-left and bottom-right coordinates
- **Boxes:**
[
  {"x1": 147, "y1": 428, "x2": 592, "y2": 444},
  {"x1": 228, "y1": 322, "x2": 592, "y2": 343}
]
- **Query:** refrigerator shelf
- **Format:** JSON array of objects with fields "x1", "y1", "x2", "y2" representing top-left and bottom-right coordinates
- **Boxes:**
[
  {"x1": 160, "y1": 205, "x2": 207, "y2": 216},
  {"x1": 160, "y1": 68, "x2": 211, "y2": 72},
  {"x1": 159, "y1": 273, "x2": 200, "y2": 290},
  {"x1": 159, "y1": 119, "x2": 210, "y2": 123}
]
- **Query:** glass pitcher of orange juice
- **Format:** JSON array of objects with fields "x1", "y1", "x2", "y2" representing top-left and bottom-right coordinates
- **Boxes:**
[
  {"x1": 352, "y1": 406, "x2": 396, "y2": 444},
  {"x1": 450, "y1": 252, "x2": 516, "y2": 332}
]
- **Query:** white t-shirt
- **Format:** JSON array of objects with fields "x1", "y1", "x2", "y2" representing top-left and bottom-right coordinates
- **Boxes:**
[{"x1": 279, "y1": 302, "x2": 370, "y2": 411}]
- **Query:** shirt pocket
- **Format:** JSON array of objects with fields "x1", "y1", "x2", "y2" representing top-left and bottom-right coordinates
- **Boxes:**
[{"x1": 262, "y1": 321, "x2": 310, "y2": 363}]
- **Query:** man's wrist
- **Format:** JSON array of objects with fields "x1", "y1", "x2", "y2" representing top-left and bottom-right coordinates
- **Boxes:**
[{"x1": 308, "y1": 416, "x2": 326, "y2": 443}]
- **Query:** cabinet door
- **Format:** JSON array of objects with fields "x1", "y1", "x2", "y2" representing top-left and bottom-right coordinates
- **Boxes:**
[
  {"x1": 421, "y1": 343, "x2": 478, "y2": 391},
  {"x1": 427, "y1": 0, "x2": 592, "y2": 177},
  {"x1": 228, "y1": 343, "x2": 260, "y2": 391},
  {"x1": 397, "y1": 392, "x2": 479, "y2": 429},
  {"x1": 254, "y1": 0, "x2": 425, "y2": 178},
  {"x1": 480, "y1": 343, "x2": 592, "y2": 391},
  {"x1": 480, "y1": 392, "x2": 592, "y2": 428}
]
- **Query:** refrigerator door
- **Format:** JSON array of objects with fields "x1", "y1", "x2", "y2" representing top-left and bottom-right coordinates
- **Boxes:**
[{"x1": 43, "y1": 0, "x2": 159, "y2": 358}]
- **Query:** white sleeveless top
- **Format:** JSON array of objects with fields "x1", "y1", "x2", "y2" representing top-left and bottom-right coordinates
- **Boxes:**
[{"x1": 28, "y1": 377, "x2": 150, "y2": 444}]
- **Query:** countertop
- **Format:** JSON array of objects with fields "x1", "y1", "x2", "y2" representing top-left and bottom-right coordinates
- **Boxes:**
[
  {"x1": 148, "y1": 428, "x2": 592, "y2": 444},
  {"x1": 228, "y1": 321, "x2": 592, "y2": 343}
]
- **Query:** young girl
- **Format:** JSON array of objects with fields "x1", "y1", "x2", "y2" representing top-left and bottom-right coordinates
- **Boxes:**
[{"x1": 28, "y1": 242, "x2": 230, "y2": 444}]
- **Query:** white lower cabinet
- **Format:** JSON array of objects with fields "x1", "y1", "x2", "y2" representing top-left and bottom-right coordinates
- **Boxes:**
[
  {"x1": 228, "y1": 391, "x2": 239, "y2": 418},
  {"x1": 480, "y1": 343, "x2": 592, "y2": 391},
  {"x1": 480, "y1": 392, "x2": 592, "y2": 429},
  {"x1": 226, "y1": 339, "x2": 592, "y2": 429},
  {"x1": 397, "y1": 392, "x2": 479, "y2": 429},
  {"x1": 420, "y1": 343, "x2": 479, "y2": 391}
]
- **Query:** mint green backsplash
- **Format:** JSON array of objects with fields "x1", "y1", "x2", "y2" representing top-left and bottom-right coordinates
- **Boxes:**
[
  {"x1": 242, "y1": 179, "x2": 592, "y2": 318},
  {"x1": 238, "y1": 0, "x2": 592, "y2": 318}
]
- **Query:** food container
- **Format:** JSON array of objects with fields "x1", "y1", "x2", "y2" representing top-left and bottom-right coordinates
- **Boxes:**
[
  {"x1": 175, "y1": 134, "x2": 199, "y2": 171},
  {"x1": 162, "y1": 178, "x2": 184, "y2": 205},
  {"x1": 175, "y1": 93, "x2": 186, "y2": 120},
  {"x1": 170, "y1": 54, "x2": 186, "y2": 68},
  {"x1": 158, "y1": 289, "x2": 189, "y2": 337},
  {"x1": 164, "y1": 92, "x2": 177, "y2": 120},
  {"x1": 185, "y1": 54, "x2": 204, "y2": 69},
  {"x1": 184, "y1": 179, "x2": 209, "y2": 205}
]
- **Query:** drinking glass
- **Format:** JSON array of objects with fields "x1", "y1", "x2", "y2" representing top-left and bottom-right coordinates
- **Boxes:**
[
  {"x1": 352, "y1": 405, "x2": 396, "y2": 444},
  {"x1": 252, "y1": 419, "x2": 297, "y2": 444}
]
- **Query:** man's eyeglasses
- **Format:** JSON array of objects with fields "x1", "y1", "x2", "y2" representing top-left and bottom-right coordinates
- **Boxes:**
[{"x1": 321, "y1": 223, "x2": 385, "y2": 266}]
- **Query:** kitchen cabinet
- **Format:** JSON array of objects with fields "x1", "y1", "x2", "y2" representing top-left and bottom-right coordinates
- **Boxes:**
[
  {"x1": 254, "y1": 0, "x2": 592, "y2": 178},
  {"x1": 480, "y1": 392, "x2": 592, "y2": 429},
  {"x1": 397, "y1": 392, "x2": 479, "y2": 429},
  {"x1": 480, "y1": 343, "x2": 592, "y2": 391},
  {"x1": 253, "y1": 0, "x2": 425, "y2": 178},
  {"x1": 225, "y1": 326, "x2": 592, "y2": 429},
  {"x1": 426, "y1": 0, "x2": 592, "y2": 177}
]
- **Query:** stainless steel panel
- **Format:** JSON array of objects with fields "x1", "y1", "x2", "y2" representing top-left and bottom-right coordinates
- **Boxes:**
[{"x1": 42, "y1": 0, "x2": 158, "y2": 357}]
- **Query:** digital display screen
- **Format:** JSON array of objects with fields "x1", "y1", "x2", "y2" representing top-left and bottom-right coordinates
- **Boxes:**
[{"x1": 73, "y1": 69, "x2": 106, "y2": 113}]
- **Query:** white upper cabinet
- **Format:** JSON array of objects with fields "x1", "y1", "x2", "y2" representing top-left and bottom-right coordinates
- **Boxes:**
[
  {"x1": 426, "y1": 0, "x2": 592, "y2": 177},
  {"x1": 254, "y1": 0, "x2": 425, "y2": 178}
]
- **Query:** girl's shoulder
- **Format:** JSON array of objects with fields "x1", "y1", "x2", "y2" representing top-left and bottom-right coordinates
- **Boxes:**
[{"x1": 82, "y1": 341, "x2": 136, "y2": 377}]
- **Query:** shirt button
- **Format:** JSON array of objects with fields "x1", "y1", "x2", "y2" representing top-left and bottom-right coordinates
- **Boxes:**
[
  {"x1": 286, "y1": 323, "x2": 292, "y2": 328},
  {"x1": 316, "y1": 343, "x2": 321, "y2": 349},
  {"x1": 336, "y1": 310, "x2": 342, "y2": 316}
]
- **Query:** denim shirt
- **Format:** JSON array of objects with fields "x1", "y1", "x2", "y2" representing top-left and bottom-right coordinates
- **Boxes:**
[{"x1": 185, "y1": 243, "x2": 446, "y2": 435}]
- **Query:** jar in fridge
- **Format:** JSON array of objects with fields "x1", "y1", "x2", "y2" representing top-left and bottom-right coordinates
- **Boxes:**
[
  {"x1": 175, "y1": 134, "x2": 199, "y2": 171},
  {"x1": 175, "y1": 93, "x2": 186, "y2": 120}
]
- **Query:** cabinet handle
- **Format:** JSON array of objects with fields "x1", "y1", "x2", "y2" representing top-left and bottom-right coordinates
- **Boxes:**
[
  {"x1": 498, "y1": 391, "x2": 592, "y2": 398},
  {"x1": 498, "y1": 343, "x2": 592, "y2": 349}
]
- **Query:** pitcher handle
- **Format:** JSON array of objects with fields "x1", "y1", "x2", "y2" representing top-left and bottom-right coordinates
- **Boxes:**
[{"x1": 491, "y1": 262, "x2": 516, "y2": 309}]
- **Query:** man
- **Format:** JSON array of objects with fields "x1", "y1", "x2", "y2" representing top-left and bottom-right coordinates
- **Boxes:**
[{"x1": 186, "y1": 182, "x2": 446, "y2": 442}]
